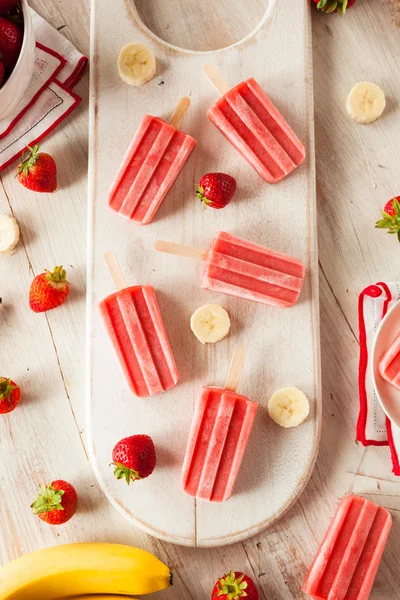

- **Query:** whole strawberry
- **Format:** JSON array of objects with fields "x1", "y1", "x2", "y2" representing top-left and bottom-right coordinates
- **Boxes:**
[
  {"x1": 31, "y1": 480, "x2": 77, "y2": 525},
  {"x1": 0, "y1": 377, "x2": 20, "y2": 414},
  {"x1": 0, "y1": 0, "x2": 19, "y2": 15},
  {"x1": 376, "y1": 196, "x2": 400, "y2": 242},
  {"x1": 29, "y1": 266, "x2": 70, "y2": 313},
  {"x1": 111, "y1": 435, "x2": 156, "y2": 484},
  {"x1": 196, "y1": 173, "x2": 236, "y2": 210},
  {"x1": 313, "y1": 0, "x2": 356, "y2": 15},
  {"x1": 212, "y1": 571, "x2": 259, "y2": 600},
  {"x1": 0, "y1": 17, "x2": 22, "y2": 73},
  {"x1": 17, "y1": 145, "x2": 57, "y2": 193}
]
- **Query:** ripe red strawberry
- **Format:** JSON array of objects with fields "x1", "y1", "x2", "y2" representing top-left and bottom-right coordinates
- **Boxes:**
[
  {"x1": 29, "y1": 266, "x2": 70, "y2": 313},
  {"x1": 376, "y1": 196, "x2": 400, "y2": 242},
  {"x1": 17, "y1": 145, "x2": 57, "y2": 193},
  {"x1": 0, "y1": 0, "x2": 19, "y2": 15},
  {"x1": 0, "y1": 17, "x2": 22, "y2": 73},
  {"x1": 196, "y1": 173, "x2": 236, "y2": 210},
  {"x1": 111, "y1": 435, "x2": 156, "y2": 484},
  {"x1": 31, "y1": 480, "x2": 77, "y2": 525},
  {"x1": 313, "y1": 0, "x2": 356, "y2": 15},
  {"x1": 0, "y1": 377, "x2": 20, "y2": 414},
  {"x1": 212, "y1": 571, "x2": 259, "y2": 600}
]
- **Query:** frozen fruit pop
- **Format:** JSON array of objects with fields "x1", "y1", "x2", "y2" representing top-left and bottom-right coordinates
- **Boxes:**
[
  {"x1": 203, "y1": 64, "x2": 306, "y2": 183},
  {"x1": 181, "y1": 347, "x2": 258, "y2": 502},
  {"x1": 303, "y1": 495, "x2": 392, "y2": 600},
  {"x1": 379, "y1": 331, "x2": 400, "y2": 390},
  {"x1": 99, "y1": 251, "x2": 179, "y2": 397},
  {"x1": 109, "y1": 97, "x2": 196, "y2": 225},
  {"x1": 155, "y1": 231, "x2": 305, "y2": 308}
]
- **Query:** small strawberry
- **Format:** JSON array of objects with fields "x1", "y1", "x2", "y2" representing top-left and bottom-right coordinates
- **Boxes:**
[
  {"x1": 313, "y1": 0, "x2": 356, "y2": 15},
  {"x1": 0, "y1": 0, "x2": 19, "y2": 16},
  {"x1": 111, "y1": 435, "x2": 156, "y2": 484},
  {"x1": 29, "y1": 266, "x2": 70, "y2": 313},
  {"x1": 196, "y1": 172, "x2": 236, "y2": 210},
  {"x1": 212, "y1": 571, "x2": 259, "y2": 600},
  {"x1": 376, "y1": 196, "x2": 400, "y2": 242},
  {"x1": 0, "y1": 377, "x2": 20, "y2": 414},
  {"x1": 0, "y1": 17, "x2": 22, "y2": 73},
  {"x1": 17, "y1": 145, "x2": 57, "y2": 193},
  {"x1": 31, "y1": 480, "x2": 77, "y2": 525}
]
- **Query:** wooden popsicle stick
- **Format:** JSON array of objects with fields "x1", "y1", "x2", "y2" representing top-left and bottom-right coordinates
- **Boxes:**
[
  {"x1": 169, "y1": 96, "x2": 191, "y2": 129},
  {"x1": 104, "y1": 251, "x2": 127, "y2": 291},
  {"x1": 225, "y1": 346, "x2": 246, "y2": 392},
  {"x1": 154, "y1": 240, "x2": 207, "y2": 261},
  {"x1": 203, "y1": 64, "x2": 231, "y2": 96}
]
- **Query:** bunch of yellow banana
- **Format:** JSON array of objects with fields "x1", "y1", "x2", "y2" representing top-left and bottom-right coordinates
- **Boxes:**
[{"x1": 0, "y1": 542, "x2": 171, "y2": 599}]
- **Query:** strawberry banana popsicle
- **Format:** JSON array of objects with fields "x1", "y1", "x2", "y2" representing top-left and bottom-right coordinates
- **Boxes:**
[
  {"x1": 109, "y1": 97, "x2": 196, "y2": 225},
  {"x1": 303, "y1": 495, "x2": 392, "y2": 600},
  {"x1": 181, "y1": 348, "x2": 258, "y2": 502},
  {"x1": 379, "y1": 331, "x2": 400, "y2": 390},
  {"x1": 99, "y1": 252, "x2": 178, "y2": 397},
  {"x1": 204, "y1": 65, "x2": 306, "y2": 183},
  {"x1": 155, "y1": 231, "x2": 305, "y2": 308}
]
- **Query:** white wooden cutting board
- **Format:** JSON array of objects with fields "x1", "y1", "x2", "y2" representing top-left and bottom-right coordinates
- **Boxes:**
[{"x1": 87, "y1": 0, "x2": 321, "y2": 547}]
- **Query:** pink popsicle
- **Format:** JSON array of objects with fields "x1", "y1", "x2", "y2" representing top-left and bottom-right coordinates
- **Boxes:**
[
  {"x1": 379, "y1": 331, "x2": 400, "y2": 390},
  {"x1": 302, "y1": 495, "x2": 392, "y2": 600},
  {"x1": 203, "y1": 231, "x2": 305, "y2": 308},
  {"x1": 181, "y1": 347, "x2": 258, "y2": 503},
  {"x1": 100, "y1": 285, "x2": 179, "y2": 398},
  {"x1": 181, "y1": 386, "x2": 257, "y2": 502},
  {"x1": 207, "y1": 75, "x2": 306, "y2": 183},
  {"x1": 155, "y1": 231, "x2": 305, "y2": 308},
  {"x1": 109, "y1": 100, "x2": 196, "y2": 225}
]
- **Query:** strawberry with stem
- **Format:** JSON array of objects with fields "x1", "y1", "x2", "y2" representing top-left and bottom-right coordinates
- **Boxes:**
[
  {"x1": 314, "y1": 0, "x2": 356, "y2": 15},
  {"x1": 17, "y1": 144, "x2": 57, "y2": 193},
  {"x1": 31, "y1": 480, "x2": 78, "y2": 525},
  {"x1": 376, "y1": 196, "x2": 400, "y2": 242},
  {"x1": 0, "y1": 377, "x2": 20, "y2": 414}
]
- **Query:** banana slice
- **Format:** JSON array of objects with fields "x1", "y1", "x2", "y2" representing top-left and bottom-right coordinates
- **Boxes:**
[
  {"x1": 190, "y1": 303, "x2": 230, "y2": 344},
  {"x1": 346, "y1": 82, "x2": 386, "y2": 124},
  {"x1": 0, "y1": 214, "x2": 20, "y2": 254},
  {"x1": 118, "y1": 42, "x2": 156, "y2": 86},
  {"x1": 268, "y1": 387, "x2": 310, "y2": 428}
]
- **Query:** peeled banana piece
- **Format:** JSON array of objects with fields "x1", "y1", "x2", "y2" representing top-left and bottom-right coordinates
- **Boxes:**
[
  {"x1": 268, "y1": 387, "x2": 310, "y2": 428},
  {"x1": 118, "y1": 42, "x2": 156, "y2": 86},
  {"x1": 190, "y1": 303, "x2": 231, "y2": 343},
  {"x1": 0, "y1": 542, "x2": 171, "y2": 599},
  {"x1": 346, "y1": 82, "x2": 386, "y2": 124},
  {"x1": 0, "y1": 214, "x2": 20, "y2": 254}
]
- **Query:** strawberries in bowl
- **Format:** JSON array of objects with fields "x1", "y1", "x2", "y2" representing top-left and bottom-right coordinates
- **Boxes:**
[
  {"x1": 0, "y1": 0, "x2": 19, "y2": 15},
  {"x1": 0, "y1": 0, "x2": 35, "y2": 120},
  {"x1": 0, "y1": 16, "x2": 23, "y2": 76}
]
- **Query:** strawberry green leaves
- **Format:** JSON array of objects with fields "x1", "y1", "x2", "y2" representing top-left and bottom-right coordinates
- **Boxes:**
[{"x1": 376, "y1": 197, "x2": 400, "y2": 243}]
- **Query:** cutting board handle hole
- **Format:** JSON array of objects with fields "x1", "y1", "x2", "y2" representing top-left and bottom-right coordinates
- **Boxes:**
[{"x1": 130, "y1": 0, "x2": 273, "y2": 53}]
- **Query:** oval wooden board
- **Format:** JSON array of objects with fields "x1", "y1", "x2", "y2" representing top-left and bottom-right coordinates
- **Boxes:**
[{"x1": 87, "y1": 0, "x2": 321, "y2": 547}]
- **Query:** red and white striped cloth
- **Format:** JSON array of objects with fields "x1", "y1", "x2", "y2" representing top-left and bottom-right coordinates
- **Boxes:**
[
  {"x1": 357, "y1": 282, "x2": 400, "y2": 475},
  {"x1": 0, "y1": 9, "x2": 87, "y2": 172}
]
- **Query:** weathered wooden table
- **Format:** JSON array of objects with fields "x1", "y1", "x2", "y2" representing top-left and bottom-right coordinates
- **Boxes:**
[{"x1": 0, "y1": 1, "x2": 399, "y2": 598}]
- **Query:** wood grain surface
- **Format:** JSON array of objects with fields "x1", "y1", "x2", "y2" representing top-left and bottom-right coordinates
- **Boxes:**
[{"x1": 0, "y1": 0, "x2": 400, "y2": 596}]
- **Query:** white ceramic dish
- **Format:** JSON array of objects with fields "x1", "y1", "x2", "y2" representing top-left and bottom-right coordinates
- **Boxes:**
[
  {"x1": 372, "y1": 301, "x2": 400, "y2": 427},
  {"x1": 0, "y1": 0, "x2": 35, "y2": 121}
]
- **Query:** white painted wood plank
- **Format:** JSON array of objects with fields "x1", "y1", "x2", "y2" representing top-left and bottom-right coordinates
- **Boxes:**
[{"x1": 88, "y1": 0, "x2": 320, "y2": 547}]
